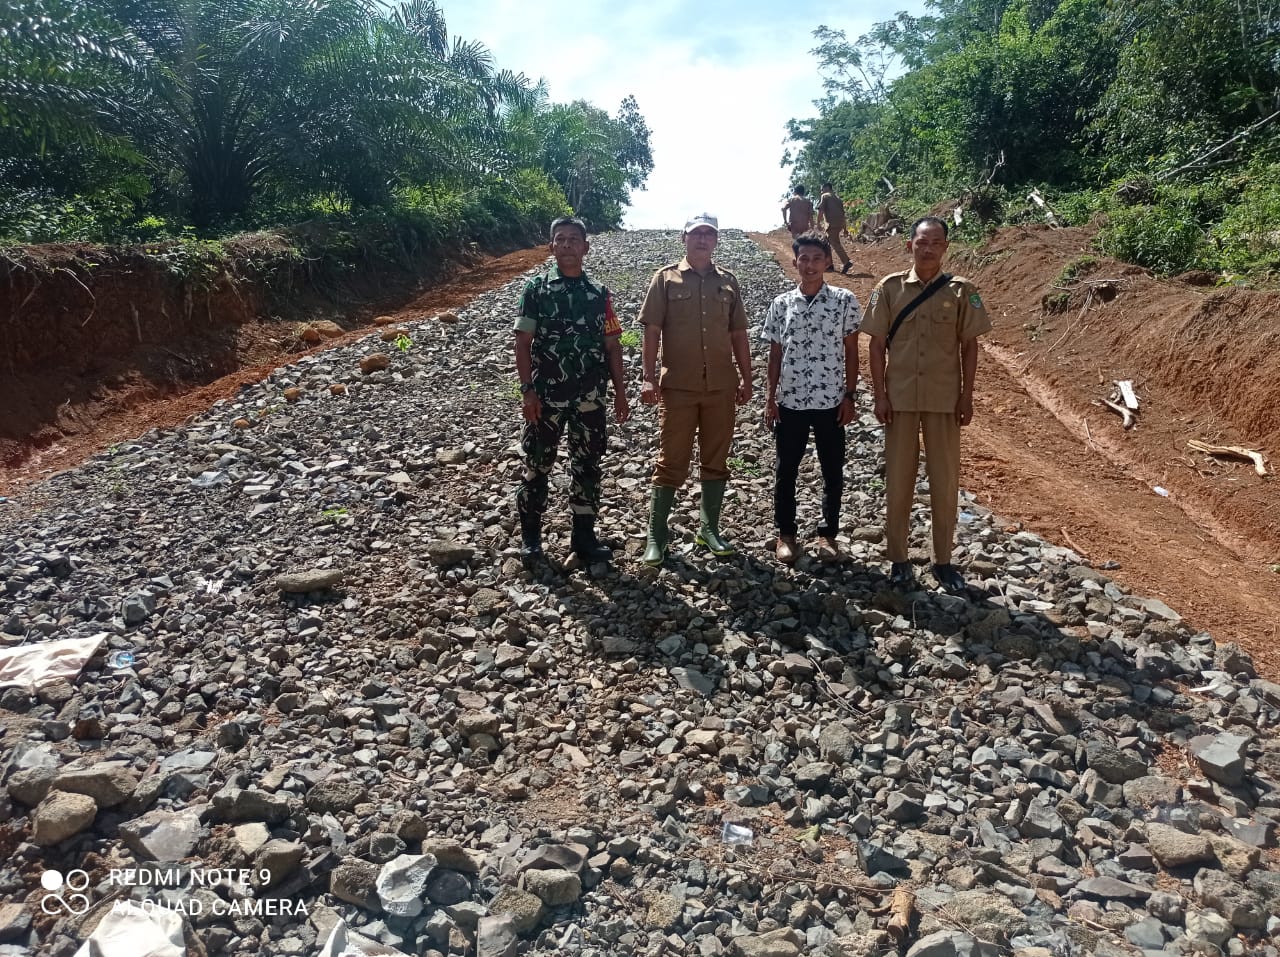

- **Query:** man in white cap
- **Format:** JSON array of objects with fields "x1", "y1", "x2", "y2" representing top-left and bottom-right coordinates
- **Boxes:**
[{"x1": 637, "y1": 213, "x2": 753, "y2": 565}]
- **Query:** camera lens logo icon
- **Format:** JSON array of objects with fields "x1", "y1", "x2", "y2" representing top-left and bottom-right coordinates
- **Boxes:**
[{"x1": 40, "y1": 869, "x2": 91, "y2": 916}]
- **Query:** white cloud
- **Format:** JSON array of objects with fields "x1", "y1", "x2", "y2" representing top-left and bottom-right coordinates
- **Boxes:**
[{"x1": 441, "y1": 1, "x2": 920, "y2": 230}]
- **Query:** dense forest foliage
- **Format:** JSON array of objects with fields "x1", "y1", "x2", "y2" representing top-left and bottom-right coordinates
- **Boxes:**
[
  {"x1": 0, "y1": 0, "x2": 653, "y2": 249},
  {"x1": 785, "y1": 0, "x2": 1280, "y2": 277}
]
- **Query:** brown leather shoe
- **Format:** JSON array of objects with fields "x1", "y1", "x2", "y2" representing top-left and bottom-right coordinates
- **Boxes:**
[
  {"x1": 776, "y1": 535, "x2": 799, "y2": 565},
  {"x1": 815, "y1": 536, "x2": 841, "y2": 562}
]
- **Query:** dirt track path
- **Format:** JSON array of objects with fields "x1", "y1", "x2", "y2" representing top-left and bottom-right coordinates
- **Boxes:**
[
  {"x1": 4, "y1": 231, "x2": 1277, "y2": 677},
  {"x1": 751, "y1": 229, "x2": 1280, "y2": 677}
]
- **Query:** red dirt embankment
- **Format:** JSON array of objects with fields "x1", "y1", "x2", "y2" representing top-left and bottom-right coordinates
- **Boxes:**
[{"x1": 0, "y1": 241, "x2": 550, "y2": 489}]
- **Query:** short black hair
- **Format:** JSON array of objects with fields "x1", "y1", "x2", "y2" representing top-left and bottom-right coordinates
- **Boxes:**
[
  {"x1": 793, "y1": 184, "x2": 808, "y2": 196},
  {"x1": 821, "y1": 182, "x2": 834, "y2": 191},
  {"x1": 910, "y1": 216, "x2": 949, "y2": 239},
  {"x1": 792, "y1": 229, "x2": 831, "y2": 259},
  {"x1": 549, "y1": 216, "x2": 588, "y2": 241}
]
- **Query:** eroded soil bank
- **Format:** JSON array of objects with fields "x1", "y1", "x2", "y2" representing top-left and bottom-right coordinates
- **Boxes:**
[{"x1": 752, "y1": 226, "x2": 1280, "y2": 672}]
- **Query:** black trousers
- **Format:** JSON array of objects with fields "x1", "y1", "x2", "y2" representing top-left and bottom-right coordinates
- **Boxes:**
[{"x1": 774, "y1": 404, "x2": 845, "y2": 537}]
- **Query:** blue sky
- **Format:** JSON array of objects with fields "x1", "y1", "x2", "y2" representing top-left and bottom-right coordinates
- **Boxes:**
[{"x1": 441, "y1": 0, "x2": 927, "y2": 231}]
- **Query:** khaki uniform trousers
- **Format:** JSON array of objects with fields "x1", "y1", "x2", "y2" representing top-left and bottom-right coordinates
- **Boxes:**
[
  {"x1": 654, "y1": 387, "x2": 736, "y2": 487},
  {"x1": 826, "y1": 226, "x2": 850, "y2": 267},
  {"x1": 884, "y1": 410, "x2": 960, "y2": 563}
]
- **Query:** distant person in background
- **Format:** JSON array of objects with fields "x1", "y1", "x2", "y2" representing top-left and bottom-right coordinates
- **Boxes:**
[
  {"x1": 638, "y1": 213, "x2": 753, "y2": 565},
  {"x1": 817, "y1": 182, "x2": 853, "y2": 275},
  {"x1": 782, "y1": 185, "x2": 815, "y2": 237},
  {"x1": 514, "y1": 215, "x2": 631, "y2": 564},
  {"x1": 862, "y1": 216, "x2": 991, "y2": 593},
  {"x1": 763, "y1": 231, "x2": 862, "y2": 565}
]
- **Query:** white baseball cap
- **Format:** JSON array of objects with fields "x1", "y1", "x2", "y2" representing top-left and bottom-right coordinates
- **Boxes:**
[{"x1": 683, "y1": 213, "x2": 719, "y2": 232}]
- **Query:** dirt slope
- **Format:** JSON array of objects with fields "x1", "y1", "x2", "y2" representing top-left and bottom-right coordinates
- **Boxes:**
[
  {"x1": 0, "y1": 245, "x2": 551, "y2": 494},
  {"x1": 752, "y1": 226, "x2": 1280, "y2": 674}
]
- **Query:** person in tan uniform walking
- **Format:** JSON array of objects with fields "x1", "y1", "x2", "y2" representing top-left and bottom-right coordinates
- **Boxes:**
[
  {"x1": 862, "y1": 216, "x2": 991, "y2": 592},
  {"x1": 638, "y1": 213, "x2": 753, "y2": 565},
  {"x1": 816, "y1": 182, "x2": 852, "y2": 275},
  {"x1": 782, "y1": 185, "x2": 815, "y2": 237}
]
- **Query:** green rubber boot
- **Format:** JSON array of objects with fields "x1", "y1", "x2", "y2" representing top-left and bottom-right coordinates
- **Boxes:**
[
  {"x1": 696, "y1": 479, "x2": 736, "y2": 556},
  {"x1": 641, "y1": 486, "x2": 677, "y2": 566}
]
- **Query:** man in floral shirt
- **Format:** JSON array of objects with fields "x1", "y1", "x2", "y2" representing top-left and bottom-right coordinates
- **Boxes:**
[{"x1": 762, "y1": 231, "x2": 863, "y2": 564}]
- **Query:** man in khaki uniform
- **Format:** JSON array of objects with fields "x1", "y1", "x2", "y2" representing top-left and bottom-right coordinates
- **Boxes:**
[
  {"x1": 782, "y1": 185, "x2": 814, "y2": 237},
  {"x1": 862, "y1": 216, "x2": 991, "y2": 592},
  {"x1": 816, "y1": 182, "x2": 852, "y2": 275},
  {"x1": 638, "y1": 213, "x2": 753, "y2": 565}
]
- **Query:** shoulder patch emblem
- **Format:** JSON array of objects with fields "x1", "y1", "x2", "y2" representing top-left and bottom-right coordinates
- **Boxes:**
[
  {"x1": 868, "y1": 289, "x2": 880, "y2": 308},
  {"x1": 969, "y1": 293, "x2": 984, "y2": 309}
]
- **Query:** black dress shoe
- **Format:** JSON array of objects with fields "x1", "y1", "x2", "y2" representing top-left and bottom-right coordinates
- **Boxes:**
[
  {"x1": 889, "y1": 561, "x2": 914, "y2": 586},
  {"x1": 933, "y1": 563, "x2": 967, "y2": 593}
]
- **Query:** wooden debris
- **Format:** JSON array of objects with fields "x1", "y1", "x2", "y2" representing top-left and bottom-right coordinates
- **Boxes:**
[
  {"x1": 1101, "y1": 397, "x2": 1136, "y2": 430},
  {"x1": 1060, "y1": 527, "x2": 1090, "y2": 560},
  {"x1": 1187, "y1": 440, "x2": 1269, "y2": 476},
  {"x1": 887, "y1": 884, "x2": 915, "y2": 942},
  {"x1": 1028, "y1": 187, "x2": 1060, "y2": 227}
]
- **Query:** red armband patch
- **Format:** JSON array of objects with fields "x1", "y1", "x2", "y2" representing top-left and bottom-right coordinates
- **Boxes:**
[{"x1": 603, "y1": 295, "x2": 622, "y2": 336}]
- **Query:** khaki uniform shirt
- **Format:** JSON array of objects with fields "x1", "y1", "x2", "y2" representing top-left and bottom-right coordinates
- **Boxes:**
[
  {"x1": 817, "y1": 192, "x2": 846, "y2": 231},
  {"x1": 861, "y1": 268, "x2": 992, "y2": 413},
  {"x1": 783, "y1": 196, "x2": 814, "y2": 231},
  {"x1": 639, "y1": 258, "x2": 748, "y2": 392}
]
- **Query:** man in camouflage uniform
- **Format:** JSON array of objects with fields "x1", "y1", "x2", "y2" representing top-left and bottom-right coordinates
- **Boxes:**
[{"x1": 515, "y1": 215, "x2": 631, "y2": 563}]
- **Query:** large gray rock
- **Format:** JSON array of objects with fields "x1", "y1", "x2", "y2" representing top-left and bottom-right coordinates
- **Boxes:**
[
  {"x1": 1185, "y1": 909, "x2": 1232, "y2": 947},
  {"x1": 255, "y1": 839, "x2": 306, "y2": 888},
  {"x1": 1085, "y1": 740, "x2": 1148, "y2": 784},
  {"x1": 330, "y1": 860, "x2": 380, "y2": 910},
  {"x1": 732, "y1": 928, "x2": 804, "y2": 957},
  {"x1": 1189, "y1": 732, "x2": 1250, "y2": 786},
  {"x1": 523, "y1": 868, "x2": 581, "y2": 906},
  {"x1": 906, "y1": 930, "x2": 1000, "y2": 957},
  {"x1": 305, "y1": 779, "x2": 366, "y2": 813},
  {"x1": 421, "y1": 838, "x2": 482, "y2": 873},
  {"x1": 33, "y1": 790, "x2": 97, "y2": 845},
  {"x1": 476, "y1": 915, "x2": 519, "y2": 957},
  {"x1": 1193, "y1": 869, "x2": 1268, "y2": 929},
  {"x1": 489, "y1": 886, "x2": 544, "y2": 933},
  {"x1": 119, "y1": 807, "x2": 204, "y2": 861},
  {"x1": 211, "y1": 786, "x2": 292, "y2": 824},
  {"x1": 818, "y1": 724, "x2": 858, "y2": 763},
  {"x1": 938, "y1": 891, "x2": 1031, "y2": 938},
  {"x1": 1146, "y1": 822, "x2": 1213, "y2": 868},
  {"x1": 275, "y1": 568, "x2": 344, "y2": 592},
  {"x1": 426, "y1": 540, "x2": 474, "y2": 567},
  {"x1": 53, "y1": 762, "x2": 138, "y2": 808},
  {"x1": 376, "y1": 854, "x2": 436, "y2": 918}
]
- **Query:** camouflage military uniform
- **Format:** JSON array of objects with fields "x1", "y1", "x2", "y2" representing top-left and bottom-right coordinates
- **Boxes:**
[{"x1": 514, "y1": 264, "x2": 621, "y2": 517}]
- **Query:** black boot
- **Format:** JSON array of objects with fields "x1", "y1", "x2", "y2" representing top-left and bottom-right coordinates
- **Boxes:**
[
  {"x1": 570, "y1": 514, "x2": 612, "y2": 563},
  {"x1": 519, "y1": 510, "x2": 543, "y2": 559}
]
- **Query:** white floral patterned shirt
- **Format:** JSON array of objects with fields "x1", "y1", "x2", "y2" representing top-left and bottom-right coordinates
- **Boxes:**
[{"x1": 762, "y1": 284, "x2": 862, "y2": 410}]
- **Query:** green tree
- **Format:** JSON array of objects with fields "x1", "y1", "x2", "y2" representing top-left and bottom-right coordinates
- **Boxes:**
[{"x1": 530, "y1": 96, "x2": 653, "y2": 230}]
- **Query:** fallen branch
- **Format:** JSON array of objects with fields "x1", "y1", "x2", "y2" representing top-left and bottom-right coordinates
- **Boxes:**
[
  {"x1": 1060, "y1": 527, "x2": 1090, "y2": 560},
  {"x1": 1100, "y1": 398, "x2": 1135, "y2": 430},
  {"x1": 1187, "y1": 440, "x2": 1269, "y2": 476},
  {"x1": 887, "y1": 884, "x2": 916, "y2": 942},
  {"x1": 1158, "y1": 107, "x2": 1280, "y2": 180}
]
